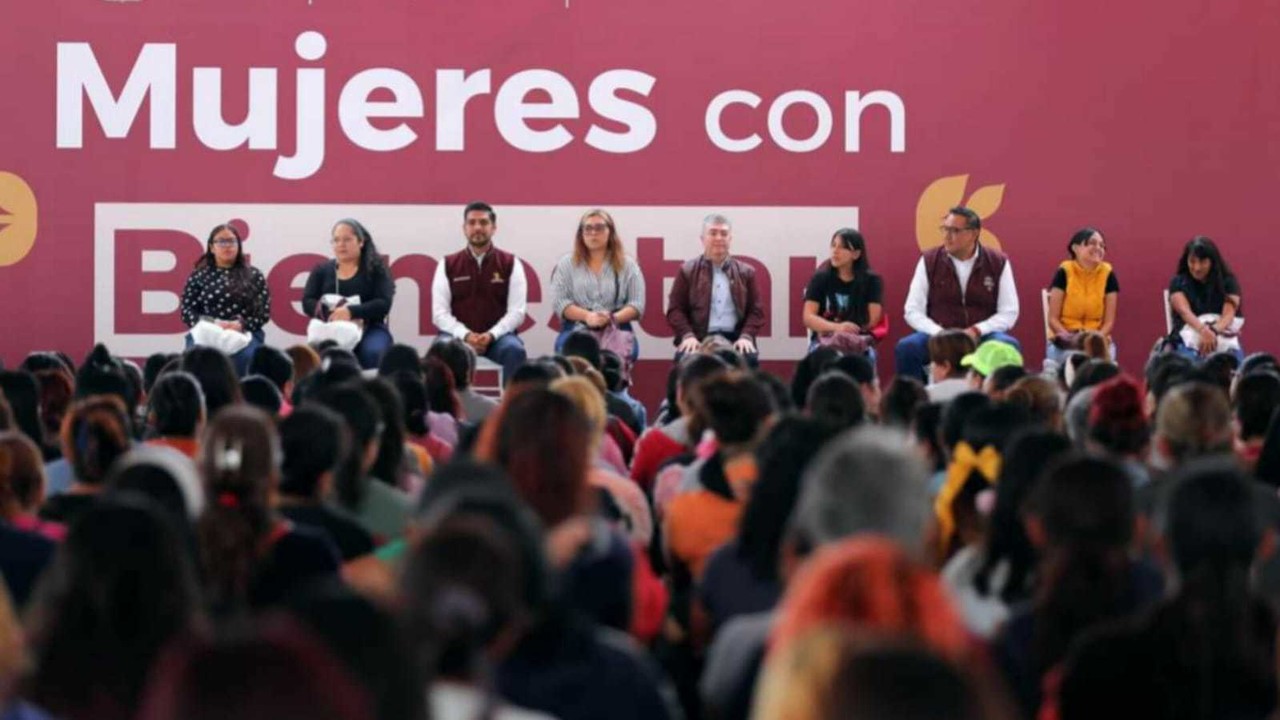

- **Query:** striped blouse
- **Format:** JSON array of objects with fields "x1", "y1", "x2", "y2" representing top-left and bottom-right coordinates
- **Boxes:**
[{"x1": 549, "y1": 254, "x2": 647, "y2": 319}]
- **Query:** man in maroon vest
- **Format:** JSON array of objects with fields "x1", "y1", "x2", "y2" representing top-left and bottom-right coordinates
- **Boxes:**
[
  {"x1": 895, "y1": 206, "x2": 1021, "y2": 381},
  {"x1": 430, "y1": 201, "x2": 528, "y2": 382}
]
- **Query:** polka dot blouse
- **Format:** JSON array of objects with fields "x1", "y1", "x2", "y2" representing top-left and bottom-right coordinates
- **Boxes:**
[{"x1": 180, "y1": 264, "x2": 272, "y2": 333}]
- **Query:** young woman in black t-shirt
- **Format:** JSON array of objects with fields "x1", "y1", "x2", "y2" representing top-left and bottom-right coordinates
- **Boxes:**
[
  {"x1": 801, "y1": 228, "x2": 884, "y2": 355},
  {"x1": 1168, "y1": 235, "x2": 1244, "y2": 359}
]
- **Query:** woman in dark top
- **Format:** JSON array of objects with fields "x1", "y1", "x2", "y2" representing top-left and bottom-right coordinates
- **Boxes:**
[
  {"x1": 196, "y1": 405, "x2": 339, "y2": 614},
  {"x1": 38, "y1": 396, "x2": 133, "y2": 527},
  {"x1": 302, "y1": 219, "x2": 395, "y2": 370},
  {"x1": 1168, "y1": 235, "x2": 1243, "y2": 359},
  {"x1": 801, "y1": 228, "x2": 884, "y2": 357},
  {"x1": 179, "y1": 223, "x2": 271, "y2": 377}
]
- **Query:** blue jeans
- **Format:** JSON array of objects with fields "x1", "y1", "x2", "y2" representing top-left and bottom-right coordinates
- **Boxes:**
[
  {"x1": 354, "y1": 324, "x2": 394, "y2": 370},
  {"x1": 894, "y1": 330, "x2": 1021, "y2": 382},
  {"x1": 1044, "y1": 339, "x2": 1117, "y2": 369},
  {"x1": 185, "y1": 329, "x2": 265, "y2": 377},
  {"x1": 1172, "y1": 341, "x2": 1244, "y2": 363},
  {"x1": 555, "y1": 321, "x2": 641, "y2": 363},
  {"x1": 485, "y1": 334, "x2": 528, "y2": 384}
]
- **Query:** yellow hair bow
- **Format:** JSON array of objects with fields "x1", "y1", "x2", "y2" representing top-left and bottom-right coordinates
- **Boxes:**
[{"x1": 934, "y1": 442, "x2": 1002, "y2": 556}]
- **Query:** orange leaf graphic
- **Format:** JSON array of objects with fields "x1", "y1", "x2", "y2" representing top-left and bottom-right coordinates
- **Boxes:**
[
  {"x1": 966, "y1": 183, "x2": 1005, "y2": 250},
  {"x1": 915, "y1": 174, "x2": 969, "y2": 251}
]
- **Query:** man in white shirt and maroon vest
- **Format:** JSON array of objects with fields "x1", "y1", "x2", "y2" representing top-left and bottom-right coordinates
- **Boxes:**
[
  {"x1": 894, "y1": 206, "x2": 1021, "y2": 382},
  {"x1": 431, "y1": 201, "x2": 529, "y2": 382}
]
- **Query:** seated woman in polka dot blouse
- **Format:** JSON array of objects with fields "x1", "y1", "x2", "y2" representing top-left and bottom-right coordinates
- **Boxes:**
[{"x1": 180, "y1": 223, "x2": 272, "y2": 375}]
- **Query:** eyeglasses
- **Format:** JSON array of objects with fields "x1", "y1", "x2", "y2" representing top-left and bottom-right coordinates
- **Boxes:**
[
  {"x1": 212, "y1": 239, "x2": 238, "y2": 247},
  {"x1": 938, "y1": 226, "x2": 975, "y2": 237},
  {"x1": 1084, "y1": 239, "x2": 1107, "y2": 250},
  {"x1": 331, "y1": 236, "x2": 358, "y2": 245},
  {"x1": 582, "y1": 223, "x2": 609, "y2": 234}
]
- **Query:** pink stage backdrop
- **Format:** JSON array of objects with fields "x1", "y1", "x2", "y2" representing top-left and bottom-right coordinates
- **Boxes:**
[{"x1": 3, "y1": 0, "x2": 1279, "y2": 406}]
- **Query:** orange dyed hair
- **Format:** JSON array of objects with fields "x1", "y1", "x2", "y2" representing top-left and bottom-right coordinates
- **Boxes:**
[{"x1": 770, "y1": 536, "x2": 970, "y2": 661}]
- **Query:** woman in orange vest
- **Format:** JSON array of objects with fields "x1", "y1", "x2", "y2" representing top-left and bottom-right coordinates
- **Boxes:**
[{"x1": 1045, "y1": 227, "x2": 1118, "y2": 369}]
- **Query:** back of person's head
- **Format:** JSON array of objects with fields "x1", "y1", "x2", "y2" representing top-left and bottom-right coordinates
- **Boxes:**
[
  {"x1": 678, "y1": 353, "x2": 730, "y2": 404},
  {"x1": 754, "y1": 370, "x2": 796, "y2": 414},
  {"x1": 20, "y1": 351, "x2": 72, "y2": 375},
  {"x1": 550, "y1": 375, "x2": 608, "y2": 441},
  {"x1": 1233, "y1": 370, "x2": 1280, "y2": 442},
  {"x1": 61, "y1": 394, "x2": 133, "y2": 486},
  {"x1": 507, "y1": 360, "x2": 559, "y2": 389},
  {"x1": 691, "y1": 371, "x2": 775, "y2": 446},
  {"x1": 1056, "y1": 352, "x2": 1088, "y2": 393},
  {"x1": 389, "y1": 372, "x2": 430, "y2": 437},
  {"x1": 976, "y1": 429, "x2": 1072, "y2": 605},
  {"x1": 961, "y1": 403, "x2": 1030, "y2": 453},
  {"x1": 425, "y1": 338, "x2": 473, "y2": 390},
  {"x1": 1078, "y1": 331, "x2": 1110, "y2": 361},
  {"x1": 1200, "y1": 351, "x2": 1241, "y2": 393},
  {"x1": 561, "y1": 331, "x2": 603, "y2": 371},
  {"x1": 320, "y1": 347, "x2": 360, "y2": 371},
  {"x1": 940, "y1": 392, "x2": 991, "y2": 453},
  {"x1": 239, "y1": 375, "x2": 282, "y2": 417},
  {"x1": 196, "y1": 405, "x2": 280, "y2": 607},
  {"x1": 143, "y1": 353, "x2": 178, "y2": 395},
  {"x1": 1239, "y1": 352, "x2": 1279, "y2": 380},
  {"x1": 34, "y1": 368, "x2": 75, "y2": 448},
  {"x1": 279, "y1": 405, "x2": 349, "y2": 500},
  {"x1": 106, "y1": 445, "x2": 204, "y2": 527},
  {"x1": 738, "y1": 417, "x2": 839, "y2": 584},
  {"x1": 1003, "y1": 376, "x2": 1062, "y2": 430},
  {"x1": 791, "y1": 427, "x2": 930, "y2": 553},
  {"x1": 1167, "y1": 458, "x2": 1263, "y2": 578},
  {"x1": 546, "y1": 354, "x2": 575, "y2": 377},
  {"x1": 599, "y1": 350, "x2": 627, "y2": 392},
  {"x1": 0, "y1": 370, "x2": 44, "y2": 449},
  {"x1": 27, "y1": 497, "x2": 199, "y2": 720},
  {"x1": 770, "y1": 537, "x2": 969, "y2": 659},
  {"x1": 75, "y1": 345, "x2": 137, "y2": 416},
  {"x1": 833, "y1": 353, "x2": 876, "y2": 389},
  {"x1": 401, "y1": 514, "x2": 529, "y2": 680},
  {"x1": 1025, "y1": 454, "x2": 1135, "y2": 673},
  {"x1": 912, "y1": 402, "x2": 947, "y2": 473},
  {"x1": 285, "y1": 344, "x2": 321, "y2": 387},
  {"x1": 361, "y1": 378, "x2": 410, "y2": 487},
  {"x1": 791, "y1": 347, "x2": 842, "y2": 409},
  {"x1": 475, "y1": 388, "x2": 593, "y2": 527},
  {"x1": 1087, "y1": 375, "x2": 1149, "y2": 456},
  {"x1": 423, "y1": 356, "x2": 461, "y2": 418},
  {"x1": 136, "y1": 618, "x2": 373, "y2": 720},
  {"x1": 0, "y1": 431, "x2": 45, "y2": 515},
  {"x1": 1255, "y1": 410, "x2": 1280, "y2": 488},
  {"x1": 754, "y1": 632, "x2": 1008, "y2": 720},
  {"x1": 985, "y1": 365, "x2": 1028, "y2": 397},
  {"x1": 180, "y1": 346, "x2": 241, "y2": 418},
  {"x1": 1145, "y1": 352, "x2": 1195, "y2": 411},
  {"x1": 414, "y1": 462, "x2": 550, "y2": 615},
  {"x1": 1156, "y1": 381, "x2": 1233, "y2": 463},
  {"x1": 880, "y1": 376, "x2": 927, "y2": 428},
  {"x1": 927, "y1": 331, "x2": 976, "y2": 378},
  {"x1": 806, "y1": 371, "x2": 865, "y2": 432},
  {"x1": 245, "y1": 347, "x2": 292, "y2": 396},
  {"x1": 1029, "y1": 454, "x2": 1133, "y2": 551},
  {"x1": 375, "y1": 344, "x2": 421, "y2": 379},
  {"x1": 1067, "y1": 360, "x2": 1119, "y2": 401}
]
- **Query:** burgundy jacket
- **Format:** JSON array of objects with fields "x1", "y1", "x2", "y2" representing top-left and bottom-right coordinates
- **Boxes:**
[
  {"x1": 923, "y1": 245, "x2": 1007, "y2": 329},
  {"x1": 443, "y1": 247, "x2": 516, "y2": 335},
  {"x1": 666, "y1": 256, "x2": 766, "y2": 343}
]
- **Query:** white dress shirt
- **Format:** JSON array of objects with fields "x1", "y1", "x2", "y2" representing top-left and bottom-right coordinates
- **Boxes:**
[
  {"x1": 430, "y1": 248, "x2": 529, "y2": 339},
  {"x1": 903, "y1": 246, "x2": 1020, "y2": 336}
]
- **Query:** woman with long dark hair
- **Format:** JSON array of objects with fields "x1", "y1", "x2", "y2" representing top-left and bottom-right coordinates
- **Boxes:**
[
  {"x1": 801, "y1": 228, "x2": 884, "y2": 356},
  {"x1": 196, "y1": 405, "x2": 338, "y2": 613},
  {"x1": 1055, "y1": 460, "x2": 1276, "y2": 720},
  {"x1": 302, "y1": 219, "x2": 396, "y2": 370},
  {"x1": 179, "y1": 223, "x2": 271, "y2": 376},
  {"x1": 1169, "y1": 235, "x2": 1244, "y2": 359}
]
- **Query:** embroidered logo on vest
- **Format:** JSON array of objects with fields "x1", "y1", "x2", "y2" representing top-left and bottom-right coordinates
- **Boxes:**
[
  {"x1": 983, "y1": 275, "x2": 994, "y2": 292},
  {"x1": 491, "y1": 271, "x2": 504, "y2": 283}
]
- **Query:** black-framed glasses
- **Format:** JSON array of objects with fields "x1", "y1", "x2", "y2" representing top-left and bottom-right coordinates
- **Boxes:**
[
  {"x1": 212, "y1": 239, "x2": 238, "y2": 247},
  {"x1": 938, "y1": 225, "x2": 974, "y2": 237}
]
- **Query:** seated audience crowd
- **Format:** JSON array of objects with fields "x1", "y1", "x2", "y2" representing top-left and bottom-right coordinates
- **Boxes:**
[{"x1": 3, "y1": 317, "x2": 1280, "y2": 720}]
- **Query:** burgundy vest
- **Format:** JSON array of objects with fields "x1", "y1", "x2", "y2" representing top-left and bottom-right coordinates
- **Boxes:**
[
  {"x1": 444, "y1": 247, "x2": 516, "y2": 333},
  {"x1": 923, "y1": 245, "x2": 1007, "y2": 329}
]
